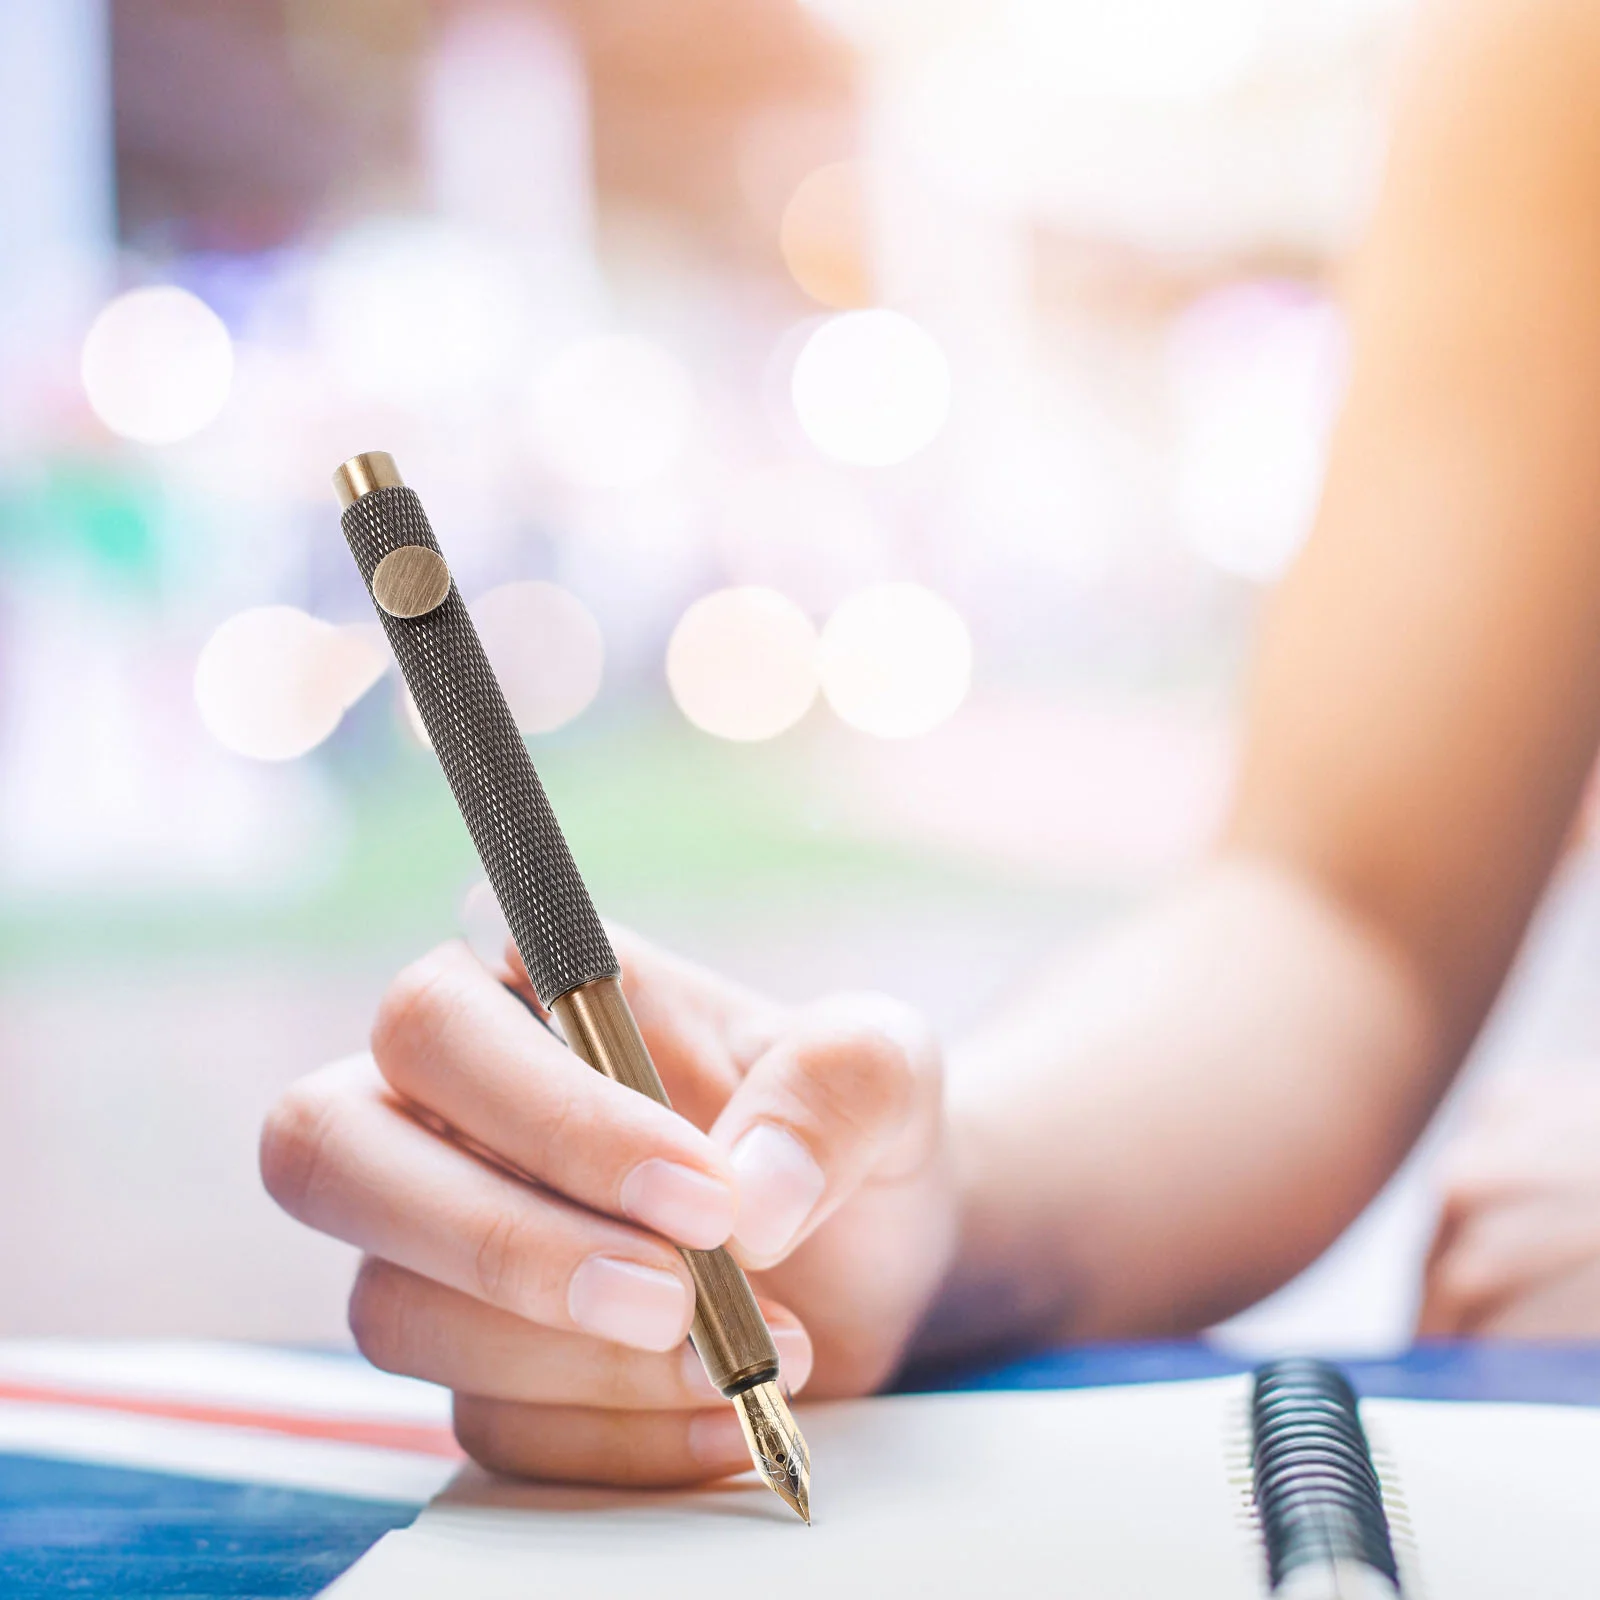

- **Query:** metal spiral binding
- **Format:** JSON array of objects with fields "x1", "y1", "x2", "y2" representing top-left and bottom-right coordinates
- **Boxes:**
[{"x1": 1251, "y1": 1358, "x2": 1401, "y2": 1595}]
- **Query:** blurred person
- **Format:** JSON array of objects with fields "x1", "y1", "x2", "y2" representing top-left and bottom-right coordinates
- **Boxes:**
[
  {"x1": 1420, "y1": 1070, "x2": 1600, "y2": 1336},
  {"x1": 262, "y1": 0, "x2": 1600, "y2": 1488}
]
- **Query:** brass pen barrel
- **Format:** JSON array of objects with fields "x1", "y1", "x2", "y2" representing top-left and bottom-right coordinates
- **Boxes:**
[
  {"x1": 333, "y1": 452, "x2": 809, "y2": 1521},
  {"x1": 552, "y1": 977, "x2": 778, "y2": 1395}
]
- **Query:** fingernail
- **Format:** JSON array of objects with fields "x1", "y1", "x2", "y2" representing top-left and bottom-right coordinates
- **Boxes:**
[
  {"x1": 687, "y1": 1408, "x2": 749, "y2": 1470},
  {"x1": 568, "y1": 1256, "x2": 689, "y2": 1351},
  {"x1": 679, "y1": 1344, "x2": 724, "y2": 1402},
  {"x1": 729, "y1": 1125, "x2": 825, "y2": 1264},
  {"x1": 620, "y1": 1159, "x2": 736, "y2": 1250},
  {"x1": 772, "y1": 1323, "x2": 814, "y2": 1393}
]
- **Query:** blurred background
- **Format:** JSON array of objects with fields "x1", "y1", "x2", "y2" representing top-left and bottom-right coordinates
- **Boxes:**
[{"x1": 7, "y1": 0, "x2": 1599, "y2": 1356}]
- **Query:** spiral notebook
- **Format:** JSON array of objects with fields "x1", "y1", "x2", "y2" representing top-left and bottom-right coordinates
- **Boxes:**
[{"x1": 328, "y1": 1374, "x2": 1600, "y2": 1599}]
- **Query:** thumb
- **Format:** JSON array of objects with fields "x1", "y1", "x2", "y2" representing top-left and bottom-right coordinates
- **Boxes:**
[{"x1": 708, "y1": 993, "x2": 940, "y2": 1270}]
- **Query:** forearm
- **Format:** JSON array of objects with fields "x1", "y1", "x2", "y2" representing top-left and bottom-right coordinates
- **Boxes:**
[
  {"x1": 912, "y1": 855, "x2": 1441, "y2": 1364},
  {"x1": 905, "y1": 0, "x2": 1600, "y2": 1368}
]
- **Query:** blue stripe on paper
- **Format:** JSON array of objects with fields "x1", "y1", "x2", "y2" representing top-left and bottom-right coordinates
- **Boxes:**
[
  {"x1": 906, "y1": 1338, "x2": 1600, "y2": 1407},
  {"x1": 0, "y1": 1452, "x2": 416, "y2": 1598}
]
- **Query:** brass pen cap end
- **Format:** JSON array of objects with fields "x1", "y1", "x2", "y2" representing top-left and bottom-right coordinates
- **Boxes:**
[
  {"x1": 731, "y1": 1380, "x2": 810, "y2": 1524},
  {"x1": 333, "y1": 451, "x2": 404, "y2": 510}
]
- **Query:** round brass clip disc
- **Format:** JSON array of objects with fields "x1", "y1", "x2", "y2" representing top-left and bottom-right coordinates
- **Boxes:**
[{"x1": 372, "y1": 546, "x2": 451, "y2": 618}]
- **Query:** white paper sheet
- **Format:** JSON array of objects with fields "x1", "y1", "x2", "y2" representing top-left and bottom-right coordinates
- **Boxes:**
[
  {"x1": 329, "y1": 1379, "x2": 1260, "y2": 1598},
  {"x1": 1361, "y1": 1395, "x2": 1600, "y2": 1598},
  {"x1": 328, "y1": 1378, "x2": 1600, "y2": 1599}
]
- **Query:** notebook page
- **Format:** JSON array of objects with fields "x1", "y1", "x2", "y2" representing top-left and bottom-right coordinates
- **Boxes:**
[
  {"x1": 328, "y1": 1378, "x2": 1261, "y2": 1599},
  {"x1": 1362, "y1": 1396, "x2": 1600, "y2": 1600}
]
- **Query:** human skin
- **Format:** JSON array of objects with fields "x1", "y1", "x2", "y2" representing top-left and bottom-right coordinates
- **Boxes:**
[
  {"x1": 262, "y1": 930, "x2": 955, "y2": 1484},
  {"x1": 262, "y1": 0, "x2": 1600, "y2": 1484},
  {"x1": 1420, "y1": 1072, "x2": 1600, "y2": 1336}
]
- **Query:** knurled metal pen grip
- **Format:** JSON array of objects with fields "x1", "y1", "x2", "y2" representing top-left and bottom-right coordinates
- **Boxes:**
[{"x1": 339, "y1": 482, "x2": 617, "y2": 1007}]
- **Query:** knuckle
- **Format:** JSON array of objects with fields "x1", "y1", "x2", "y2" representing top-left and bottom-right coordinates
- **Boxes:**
[
  {"x1": 1433, "y1": 1246, "x2": 1498, "y2": 1311},
  {"x1": 473, "y1": 1207, "x2": 550, "y2": 1313},
  {"x1": 259, "y1": 1076, "x2": 342, "y2": 1220},
  {"x1": 533, "y1": 1069, "x2": 679, "y2": 1201},
  {"x1": 1420, "y1": 1273, "x2": 1466, "y2": 1331},
  {"x1": 594, "y1": 1337, "x2": 644, "y2": 1405},
  {"x1": 452, "y1": 1395, "x2": 521, "y2": 1474},
  {"x1": 1438, "y1": 1176, "x2": 1489, "y2": 1218},
  {"x1": 1436, "y1": 1147, "x2": 1500, "y2": 1203},
  {"x1": 524, "y1": 1075, "x2": 585, "y2": 1171},
  {"x1": 797, "y1": 994, "x2": 934, "y2": 1136},
  {"x1": 347, "y1": 1259, "x2": 406, "y2": 1371},
  {"x1": 371, "y1": 948, "x2": 466, "y2": 1087}
]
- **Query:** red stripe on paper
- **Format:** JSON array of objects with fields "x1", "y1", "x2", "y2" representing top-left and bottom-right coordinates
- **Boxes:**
[{"x1": 0, "y1": 1379, "x2": 462, "y2": 1458}]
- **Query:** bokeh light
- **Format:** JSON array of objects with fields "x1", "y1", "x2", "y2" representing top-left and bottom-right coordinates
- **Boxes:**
[
  {"x1": 528, "y1": 334, "x2": 695, "y2": 490},
  {"x1": 329, "y1": 623, "x2": 391, "y2": 709},
  {"x1": 81, "y1": 286, "x2": 234, "y2": 445},
  {"x1": 780, "y1": 161, "x2": 873, "y2": 309},
  {"x1": 195, "y1": 607, "x2": 386, "y2": 761},
  {"x1": 790, "y1": 310, "x2": 951, "y2": 467},
  {"x1": 470, "y1": 580, "x2": 604, "y2": 734},
  {"x1": 1007, "y1": 0, "x2": 1267, "y2": 104},
  {"x1": 310, "y1": 218, "x2": 530, "y2": 406},
  {"x1": 798, "y1": 0, "x2": 970, "y2": 53},
  {"x1": 1170, "y1": 282, "x2": 1345, "y2": 582},
  {"x1": 819, "y1": 582, "x2": 972, "y2": 738},
  {"x1": 666, "y1": 587, "x2": 819, "y2": 741}
]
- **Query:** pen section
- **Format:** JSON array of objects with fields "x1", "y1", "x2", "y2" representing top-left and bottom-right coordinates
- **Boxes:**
[{"x1": 551, "y1": 977, "x2": 780, "y2": 1396}]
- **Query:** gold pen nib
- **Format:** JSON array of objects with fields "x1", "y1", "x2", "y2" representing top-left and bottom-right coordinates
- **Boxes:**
[{"x1": 731, "y1": 1380, "x2": 811, "y2": 1524}]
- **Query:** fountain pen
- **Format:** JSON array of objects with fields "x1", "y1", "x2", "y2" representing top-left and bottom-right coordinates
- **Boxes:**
[{"x1": 333, "y1": 452, "x2": 810, "y2": 1523}]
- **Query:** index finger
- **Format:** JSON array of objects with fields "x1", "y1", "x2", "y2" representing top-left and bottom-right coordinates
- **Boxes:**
[{"x1": 374, "y1": 942, "x2": 737, "y2": 1250}]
